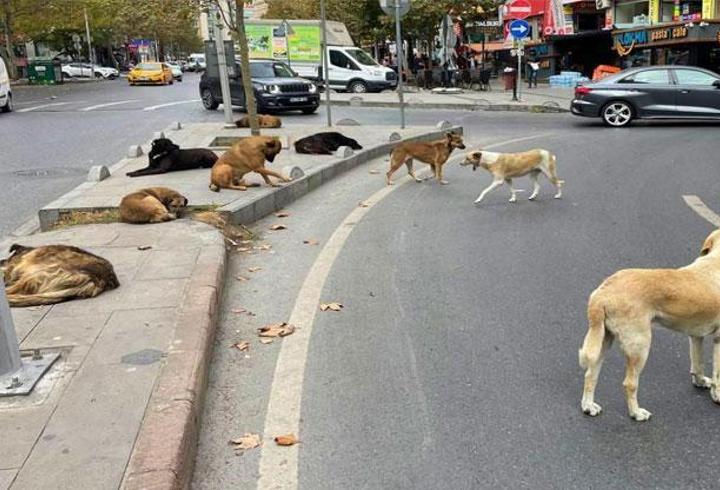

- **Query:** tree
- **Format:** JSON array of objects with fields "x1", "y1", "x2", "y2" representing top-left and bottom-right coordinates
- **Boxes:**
[{"x1": 1, "y1": 0, "x2": 52, "y2": 77}]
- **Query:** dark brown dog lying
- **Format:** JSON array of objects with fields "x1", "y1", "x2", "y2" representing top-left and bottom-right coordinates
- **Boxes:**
[
  {"x1": 236, "y1": 115, "x2": 282, "y2": 128},
  {"x1": 126, "y1": 138, "x2": 218, "y2": 177},
  {"x1": 1, "y1": 244, "x2": 119, "y2": 307},
  {"x1": 119, "y1": 187, "x2": 188, "y2": 223},
  {"x1": 209, "y1": 136, "x2": 289, "y2": 192},
  {"x1": 386, "y1": 132, "x2": 466, "y2": 185},
  {"x1": 294, "y1": 132, "x2": 362, "y2": 155}
]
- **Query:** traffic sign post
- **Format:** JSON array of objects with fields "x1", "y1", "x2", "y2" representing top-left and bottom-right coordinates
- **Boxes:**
[
  {"x1": 379, "y1": 0, "x2": 411, "y2": 129},
  {"x1": 509, "y1": 19, "x2": 529, "y2": 102}
]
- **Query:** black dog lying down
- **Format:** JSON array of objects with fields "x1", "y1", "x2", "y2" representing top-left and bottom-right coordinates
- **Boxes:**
[
  {"x1": 294, "y1": 132, "x2": 363, "y2": 155},
  {"x1": 127, "y1": 138, "x2": 218, "y2": 177}
]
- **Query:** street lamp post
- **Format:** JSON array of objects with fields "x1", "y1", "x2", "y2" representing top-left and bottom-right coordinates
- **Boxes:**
[
  {"x1": 212, "y1": 8, "x2": 235, "y2": 128},
  {"x1": 320, "y1": 0, "x2": 332, "y2": 127},
  {"x1": 394, "y1": 1, "x2": 406, "y2": 129}
]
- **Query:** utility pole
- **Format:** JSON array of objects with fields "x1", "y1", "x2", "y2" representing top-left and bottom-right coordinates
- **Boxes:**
[
  {"x1": 394, "y1": 1, "x2": 405, "y2": 129},
  {"x1": 320, "y1": 0, "x2": 332, "y2": 127},
  {"x1": 83, "y1": 7, "x2": 94, "y2": 67},
  {"x1": 212, "y1": 7, "x2": 235, "y2": 128}
]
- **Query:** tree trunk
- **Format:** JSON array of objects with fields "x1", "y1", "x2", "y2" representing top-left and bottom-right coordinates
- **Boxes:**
[
  {"x1": 2, "y1": 0, "x2": 17, "y2": 79},
  {"x1": 234, "y1": 0, "x2": 259, "y2": 135}
]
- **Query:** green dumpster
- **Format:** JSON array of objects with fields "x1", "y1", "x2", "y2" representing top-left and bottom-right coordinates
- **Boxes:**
[{"x1": 27, "y1": 59, "x2": 63, "y2": 85}]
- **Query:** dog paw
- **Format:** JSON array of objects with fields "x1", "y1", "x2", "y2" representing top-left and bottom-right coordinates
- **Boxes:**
[
  {"x1": 554, "y1": 194, "x2": 563, "y2": 199},
  {"x1": 582, "y1": 401, "x2": 602, "y2": 417},
  {"x1": 509, "y1": 197, "x2": 517, "y2": 203},
  {"x1": 630, "y1": 408, "x2": 652, "y2": 421},
  {"x1": 440, "y1": 180, "x2": 449, "y2": 185},
  {"x1": 692, "y1": 374, "x2": 712, "y2": 389},
  {"x1": 711, "y1": 389, "x2": 720, "y2": 404},
  {"x1": 414, "y1": 178, "x2": 422, "y2": 183},
  {"x1": 386, "y1": 181, "x2": 395, "y2": 186},
  {"x1": 528, "y1": 195, "x2": 538, "y2": 201}
]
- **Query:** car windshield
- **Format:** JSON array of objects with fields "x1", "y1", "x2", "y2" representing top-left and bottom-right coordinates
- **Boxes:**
[
  {"x1": 250, "y1": 62, "x2": 295, "y2": 78},
  {"x1": 137, "y1": 63, "x2": 161, "y2": 71},
  {"x1": 346, "y1": 49, "x2": 378, "y2": 66}
]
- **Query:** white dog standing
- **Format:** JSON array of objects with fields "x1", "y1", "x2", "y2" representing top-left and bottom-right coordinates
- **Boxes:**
[{"x1": 460, "y1": 149, "x2": 564, "y2": 204}]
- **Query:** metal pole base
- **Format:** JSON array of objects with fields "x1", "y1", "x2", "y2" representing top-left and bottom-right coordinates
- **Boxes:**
[{"x1": 0, "y1": 351, "x2": 60, "y2": 397}]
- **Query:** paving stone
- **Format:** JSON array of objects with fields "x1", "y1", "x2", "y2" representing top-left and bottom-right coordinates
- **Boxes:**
[
  {"x1": 135, "y1": 248, "x2": 200, "y2": 280},
  {"x1": 10, "y1": 306, "x2": 51, "y2": 343},
  {"x1": 0, "y1": 469, "x2": 17, "y2": 489},
  {"x1": 0, "y1": 406, "x2": 54, "y2": 469},
  {"x1": 10, "y1": 363, "x2": 160, "y2": 490},
  {"x1": 21, "y1": 312, "x2": 111, "y2": 350}
]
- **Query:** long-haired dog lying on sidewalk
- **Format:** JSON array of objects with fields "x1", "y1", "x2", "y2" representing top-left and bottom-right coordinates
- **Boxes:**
[
  {"x1": 1, "y1": 244, "x2": 119, "y2": 307},
  {"x1": 460, "y1": 148, "x2": 564, "y2": 204}
]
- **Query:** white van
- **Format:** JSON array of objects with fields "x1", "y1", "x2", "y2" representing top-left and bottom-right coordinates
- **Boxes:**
[
  {"x1": 326, "y1": 46, "x2": 397, "y2": 93},
  {"x1": 0, "y1": 56, "x2": 12, "y2": 113},
  {"x1": 188, "y1": 53, "x2": 207, "y2": 72}
]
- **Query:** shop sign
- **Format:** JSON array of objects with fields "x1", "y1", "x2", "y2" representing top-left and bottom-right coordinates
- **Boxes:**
[
  {"x1": 614, "y1": 25, "x2": 688, "y2": 55},
  {"x1": 649, "y1": 25, "x2": 688, "y2": 42}
]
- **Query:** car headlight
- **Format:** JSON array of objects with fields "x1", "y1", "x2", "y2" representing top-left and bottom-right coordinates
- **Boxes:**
[
  {"x1": 372, "y1": 70, "x2": 382, "y2": 77},
  {"x1": 267, "y1": 84, "x2": 281, "y2": 94},
  {"x1": 308, "y1": 83, "x2": 317, "y2": 93}
]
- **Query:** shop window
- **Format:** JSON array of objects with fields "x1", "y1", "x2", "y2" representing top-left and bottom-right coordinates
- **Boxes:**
[
  {"x1": 619, "y1": 69, "x2": 671, "y2": 84},
  {"x1": 615, "y1": 1, "x2": 650, "y2": 27},
  {"x1": 674, "y1": 68, "x2": 719, "y2": 85},
  {"x1": 622, "y1": 48, "x2": 652, "y2": 68},
  {"x1": 667, "y1": 48, "x2": 690, "y2": 65},
  {"x1": 679, "y1": 0, "x2": 702, "y2": 21},
  {"x1": 661, "y1": 0, "x2": 675, "y2": 21}
]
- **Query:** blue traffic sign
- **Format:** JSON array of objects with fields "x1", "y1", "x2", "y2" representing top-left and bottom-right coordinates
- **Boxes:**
[{"x1": 509, "y1": 19, "x2": 530, "y2": 39}]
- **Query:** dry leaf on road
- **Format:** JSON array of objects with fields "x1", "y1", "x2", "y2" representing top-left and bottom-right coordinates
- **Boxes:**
[
  {"x1": 358, "y1": 201, "x2": 370, "y2": 208},
  {"x1": 269, "y1": 224, "x2": 287, "y2": 231},
  {"x1": 368, "y1": 169, "x2": 380, "y2": 174},
  {"x1": 303, "y1": 239, "x2": 320, "y2": 246},
  {"x1": 254, "y1": 244, "x2": 272, "y2": 251},
  {"x1": 274, "y1": 434, "x2": 299, "y2": 446},
  {"x1": 259, "y1": 338, "x2": 274, "y2": 345},
  {"x1": 275, "y1": 211, "x2": 290, "y2": 218},
  {"x1": 230, "y1": 433, "x2": 262, "y2": 452},
  {"x1": 248, "y1": 267, "x2": 263, "y2": 273},
  {"x1": 258, "y1": 323, "x2": 296, "y2": 338},
  {"x1": 320, "y1": 302, "x2": 344, "y2": 312},
  {"x1": 232, "y1": 308, "x2": 255, "y2": 317},
  {"x1": 231, "y1": 341, "x2": 250, "y2": 352},
  {"x1": 236, "y1": 275, "x2": 250, "y2": 282},
  {"x1": 137, "y1": 245, "x2": 153, "y2": 251},
  {"x1": 237, "y1": 247, "x2": 253, "y2": 253}
]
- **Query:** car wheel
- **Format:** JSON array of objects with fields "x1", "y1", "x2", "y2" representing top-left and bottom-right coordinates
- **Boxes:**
[
  {"x1": 201, "y1": 89, "x2": 219, "y2": 110},
  {"x1": 169, "y1": 79, "x2": 174, "y2": 85},
  {"x1": 348, "y1": 80, "x2": 368, "y2": 93},
  {"x1": 1, "y1": 93, "x2": 13, "y2": 113},
  {"x1": 301, "y1": 107, "x2": 318, "y2": 115},
  {"x1": 602, "y1": 101, "x2": 634, "y2": 127},
  {"x1": 95, "y1": 73, "x2": 103, "y2": 79}
]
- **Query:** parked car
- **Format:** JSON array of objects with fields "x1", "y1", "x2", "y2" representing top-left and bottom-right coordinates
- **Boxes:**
[
  {"x1": 0, "y1": 56, "x2": 12, "y2": 113},
  {"x1": 199, "y1": 59, "x2": 319, "y2": 114},
  {"x1": 128, "y1": 62, "x2": 174, "y2": 86},
  {"x1": 571, "y1": 65, "x2": 720, "y2": 127},
  {"x1": 166, "y1": 62, "x2": 183, "y2": 82},
  {"x1": 61, "y1": 62, "x2": 118, "y2": 79}
]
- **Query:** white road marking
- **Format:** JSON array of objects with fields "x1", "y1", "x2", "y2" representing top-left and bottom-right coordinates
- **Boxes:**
[
  {"x1": 16, "y1": 102, "x2": 71, "y2": 113},
  {"x1": 79, "y1": 99, "x2": 138, "y2": 112},
  {"x1": 142, "y1": 99, "x2": 199, "y2": 111},
  {"x1": 683, "y1": 195, "x2": 720, "y2": 227},
  {"x1": 256, "y1": 132, "x2": 552, "y2": 489}
]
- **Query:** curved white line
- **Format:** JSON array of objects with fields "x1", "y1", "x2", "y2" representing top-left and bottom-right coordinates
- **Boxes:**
[
  {"x1": 256, "y1": 132, "x2": 552, "y2": 489},
  {"x1": 683, "y1": 195, "x2": 720, "y2": 227},
  {"x1": 142, "y1": 99, "x2": 199, "y2": 111},
  {"x1": 79, "y1": 99, "x2": 138, "y2": 112}
]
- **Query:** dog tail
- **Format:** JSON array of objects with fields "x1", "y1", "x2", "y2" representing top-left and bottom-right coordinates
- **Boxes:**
[{"x1": 579, "y1": 300, "x2": 606, "y2": 369}]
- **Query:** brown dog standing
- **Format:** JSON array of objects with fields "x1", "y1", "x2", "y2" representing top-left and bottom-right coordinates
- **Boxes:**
[
  {"x1": 119, "y1": 187, "x2": 188, "y2": 223},
  {"x1": 386, "y1": 133, "x2": 466, "y2": 185},
  {"x1": 236, "y1": 115, "x2": 282, "y2": 128},
  {"x1": 209, "y1": 136, "x2": 289, "y2": 192}
]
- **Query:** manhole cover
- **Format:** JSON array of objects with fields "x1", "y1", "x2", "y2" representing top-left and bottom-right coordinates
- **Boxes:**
[{"x1": 12, "y1": 167, "x2": 87, "y2": 178}]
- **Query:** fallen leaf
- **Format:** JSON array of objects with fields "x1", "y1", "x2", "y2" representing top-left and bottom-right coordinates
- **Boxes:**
[
  {"x1": 237, "y1": 247, "x2": 253, "y2": 253},
  {"x1": 137, "y1": 245, "x2": 152, "y2": 251},
  {"x1": 303, "y1": 239, "x2": 319, "y2": 246},
  {"x1": 258, "y1": 323, "x2": 296, "y2": 338},
  {"x1": 231, "y1": 341, "x2": 250, "y2": 352},
  {"x1": 274, "y1": 434, "x2": 299, "y2": 446},
  {"x1": 358, "y1": 201, "x2": 370, "y2": 208},
  {"x1": 320, "y1": 302, "x2": 344, "y2": 312},
  {"x1": 259, "y1": 338, "x2": 274, "y2": 345},
  {"x1": 240, "y1": 240, "x2": 253, "y2": 245},
  {"x1": 269, "y1": 224, "x2": 287, "y2": 231},
  {"x1": 248, "y1": 267, "x2": 263, "y2": 273},
  {"x1": 275, "y1": 211, "x2": 290, "y2": 218},
  {"x1": 368, "y1": 169, "x2": 380, "y2": 175},
  {"x1": 232, "y1": 308, "x2": 255, "y2": 316},
  {"x1": 226, "y1": 238, "x2": 239, "y2": 246},
  {"x1": 254, "y1": 244, "x2": 272, "y2": 251},
  {"x1": 230, "y1": 433, "x2": 261, "y2": 451},
  {"x1": 236, "y1": 275, "x2": 250, "y2": 282}
]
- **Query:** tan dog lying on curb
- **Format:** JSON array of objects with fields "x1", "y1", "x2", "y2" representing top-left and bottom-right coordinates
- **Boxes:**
[
  {"x1": 579, "y1": 229, "x2": 720, "y2": 421},
  {"x1": 210, "y1": 136, "x2": 289, "y2": 192},
  {"x1": 119, "y1": 187, "x2": 188, "y2": 223},
  {"x1": 235, "y1": 114, "x2": 282, "y2": 128},
  {"x1": 386, "y1": 132, "x2": 466, "y2": 186},
  {"x1": 460, "y1": 149, "x2": 564, "y2": 204}
]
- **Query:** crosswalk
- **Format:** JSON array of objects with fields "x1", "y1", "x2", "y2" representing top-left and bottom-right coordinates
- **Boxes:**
[{"x1": 13, "y1": 98, "x2": 202, "y2": 113}]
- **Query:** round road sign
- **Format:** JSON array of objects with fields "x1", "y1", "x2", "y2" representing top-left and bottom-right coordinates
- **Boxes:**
[
  {"x1": 379, "y1": 0, "x2": 411, "y2": 18},
  {"x1": 506, "y1": 0, "x2": 532, "y2": 20}
]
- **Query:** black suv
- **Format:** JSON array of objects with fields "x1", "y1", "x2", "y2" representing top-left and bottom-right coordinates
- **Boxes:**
[{"x1": 200, "y1": 60, "x2": 319, "y2": 114}]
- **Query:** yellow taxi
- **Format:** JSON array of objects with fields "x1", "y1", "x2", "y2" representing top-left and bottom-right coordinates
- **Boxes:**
[{"x1": 128, "y1": 62, "x2": 174, "y2": 86}]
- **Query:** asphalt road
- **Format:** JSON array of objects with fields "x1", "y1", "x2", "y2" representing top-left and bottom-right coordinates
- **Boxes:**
[{"x1": 192, "y1": 113, "x2": 720, "y2": 489}]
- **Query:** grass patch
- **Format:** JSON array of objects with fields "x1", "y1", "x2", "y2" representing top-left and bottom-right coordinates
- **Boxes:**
[{"x1": 51, "y1": 209, "x2": 119, "y2": 230}]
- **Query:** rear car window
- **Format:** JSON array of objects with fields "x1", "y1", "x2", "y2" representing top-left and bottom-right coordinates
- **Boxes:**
[
  {"x1": 674, "y1": 69, "x2": 718, "y2": 86},
  {"x1": 620, "y1": 70, "x2": 670, "y2": 85}
]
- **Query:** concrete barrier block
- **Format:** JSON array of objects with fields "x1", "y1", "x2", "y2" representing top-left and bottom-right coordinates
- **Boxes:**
[
  {"x1": 282, "y1": 166, "x2": 305, "y2": 181},
  {"x1": 335, "y1": 146, "x2": 354, "y2": 158},
  {"x1": 388, "y1": 132, "x2": 402, "y2": 142},
  {"x1": 87, "y1": 165, "x2": 110, "y2": 182},
  {"x1": 153, "y1": 131, "x2": 166, "y2": 140},
  {"x1": 336, "y1": 118, "x2": 361, "y2": 126},
  {"x1": 436, "y1": 120, "x2": 452, "y2": 130},
  {"x1": 349, "y1": 96, "x2": 364, "y2": 107},
  {"x1": 128, "y1": 145, "x2": 143, "y2": 158},
  {"x1": 171, "y1": 121, "x2": 183, "y2": 130}
]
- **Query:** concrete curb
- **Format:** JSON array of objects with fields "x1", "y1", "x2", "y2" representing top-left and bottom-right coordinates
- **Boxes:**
[
  {"x1": 221, "y1": 126, "x2": 463, "y2": 225},
  {"x1": 321, "y1": 99, "x2": 569, "y2": 113},
  {"x1": 121, "y1": 231, "x2": 227, "y2": 490}
]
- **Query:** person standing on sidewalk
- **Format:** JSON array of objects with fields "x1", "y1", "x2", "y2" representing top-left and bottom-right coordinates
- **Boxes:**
[{"x1": 527, "y1": 59, "x2": 540, "y2": 88}]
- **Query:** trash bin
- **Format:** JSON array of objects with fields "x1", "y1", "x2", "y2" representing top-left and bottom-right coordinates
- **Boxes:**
[
  {"x1": 502, "y1": 69, "x2": 516, "y2": 90},
  {"x1": 27, "y1": 59, "x2": 63, "y2": 85}
]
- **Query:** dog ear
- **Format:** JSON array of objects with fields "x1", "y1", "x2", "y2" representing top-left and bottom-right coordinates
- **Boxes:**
[
  {"x1": 701, "y1": 234, "x2": 715, "y2": 256},
  {"x1": 183, "y1": 197, "x2": 189, "y2": 207}
]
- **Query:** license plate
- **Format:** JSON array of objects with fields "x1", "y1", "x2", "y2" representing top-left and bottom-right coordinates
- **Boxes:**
[
  {"x1": 290, "y1": 97, "x2": 307, "y2": 103},
  {"x1": 139, "y1": 77, "x2": 148, "y2": 81}
]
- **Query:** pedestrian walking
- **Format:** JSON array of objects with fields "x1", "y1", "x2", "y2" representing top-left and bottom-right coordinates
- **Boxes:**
[{"x1": 527, "y1": 59, "x2": 539, "y2": 88}]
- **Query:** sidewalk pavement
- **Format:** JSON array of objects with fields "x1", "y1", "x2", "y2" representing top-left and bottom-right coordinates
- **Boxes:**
[
  {"x1": 39, "y1": 122, "x2": 460, "y2": 230},
  {"x1": 0, "y1": 220, "x2": 225, "y2": 489},
  {"x1": 326, "y1": 81, "x2": 574, "y2": 112}
]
